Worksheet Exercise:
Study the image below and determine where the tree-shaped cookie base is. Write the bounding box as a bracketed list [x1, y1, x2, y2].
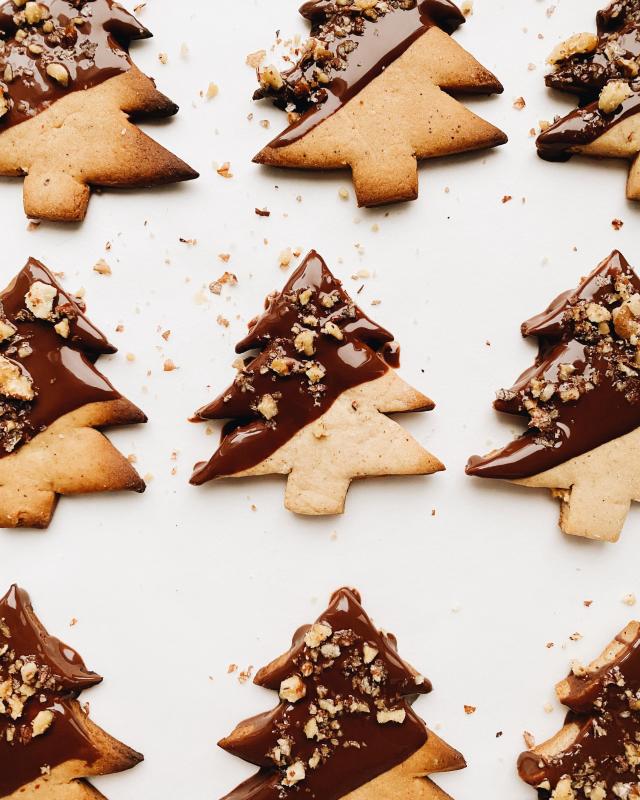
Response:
[253, 1, 506, 207]
[467, 251, 640, 542]
[0, 259, 146, 528]
[537, 0, 640, 200]
[0, 585, 143, 800]
[219, 588, 465, 800]
[0, 1, 197, 221]
[191, 250, 443, 515]
[519, 620, 640, 799]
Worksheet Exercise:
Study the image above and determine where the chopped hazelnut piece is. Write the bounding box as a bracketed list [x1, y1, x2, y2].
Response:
[551, 777, 576, 800]
[46, 63, 70, 87]
[304, 717, 319, 739]
[54, 318, 70, 339]
[322, 321, 344, 341]
[279, 675, 307, 703]
[585, 302, 611, 323]
[376, 708, 406, 724]
[0, 355, 35, 401]
[282, 761, 305, 786]
[257, 394, 279, 420]
[599, 80, 633, 114]
[0, 318, 17, 343]
[271, 358, 292, 376]
[304, 622, 332, 648]
[25, 281, 57, 320]
[294, 329, 316, 356]
[548, 32, 598, 65]
[260, 65, 284, 91]
[31, 710, 54, 737]
[363, 644, 378, 664]
[306, 363, 326, 384]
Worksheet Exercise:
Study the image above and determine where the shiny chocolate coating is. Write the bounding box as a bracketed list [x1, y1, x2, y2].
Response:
[0, 0, 153, 130]
[0, 585, 101, 797]
[191, 251, 403, 484]
[467, 251, 640, 480]
[255, 0, 468, 147]
[519, 628, 640, 798]
[0, 258, 123, 457]
[538, 0, 640, 159]
[220, 588, 434, 800]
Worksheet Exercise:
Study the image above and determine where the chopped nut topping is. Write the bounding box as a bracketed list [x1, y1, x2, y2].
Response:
[322, 321, 344, 341]
[304, 623, 332, 648]
[31, 709, 54, 737]
[548, 32, 599, 65]
[376, 708, 406, 725]
[294, 329, 316, 356]
[599, 80, 634, 113]
[0, 355, 34, 401]
[280, 676, 307, 704]
[25, 281, 57, 320]
[257, 393, 279, 420]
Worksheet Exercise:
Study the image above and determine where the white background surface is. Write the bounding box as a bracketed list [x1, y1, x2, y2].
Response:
[1, 0, 640, 798]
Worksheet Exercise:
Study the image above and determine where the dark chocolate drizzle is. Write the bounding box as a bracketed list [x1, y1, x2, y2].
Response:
[254, 0, 480, 148]
[537, 0, 640, 160]
[537, 90, 640, 162]
[0, 0, 155, 131]
[0, 258, 125, 458]
[467, 251, 640, 481]
[220, 587, 436, 800]
[0, 585, 101, 797]
[191, 250, 416, 484]
[519, 627, 640, 799]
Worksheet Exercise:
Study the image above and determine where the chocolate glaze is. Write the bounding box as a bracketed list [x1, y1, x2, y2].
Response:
[0, 585, 102, 797]
[0, 258, 126, 458]
[467, 251, 640, 480]
[537, 91, 640, 162]
[255, 0, 487, 148]
[538, 0, 640, 159]
[220, 587, 437, 800]
[0, 0, 158, 131]
[518, 627, 640, 798]
[547, 1, 640, 97]
[191, 251, 423, 484]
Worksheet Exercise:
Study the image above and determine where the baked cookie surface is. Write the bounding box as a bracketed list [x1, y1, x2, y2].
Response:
[467, 251, 640, 542]
[519, 620, 640, 800]
[191, 250, 443, 515]
[0, 584, 142, 800]
[219, 587, 466, 800]
[0, 0, 197, 221]
[252, 0, 507, 206]
[537, 0, 640, 199]
[0, 258, 145, 528]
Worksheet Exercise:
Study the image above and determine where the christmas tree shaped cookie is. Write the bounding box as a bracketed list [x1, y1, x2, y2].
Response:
[191, 250, 444, 515]
[219, 587, 466, 800]
[0, 258, 146, 528]
[0, 584, 143, 800]
[252, 0, 507, 207]
[0, 0, 198, 222]
[467, 251, 640, 543]
[537, 0, 640, 200]
[519, 619, 640, 800]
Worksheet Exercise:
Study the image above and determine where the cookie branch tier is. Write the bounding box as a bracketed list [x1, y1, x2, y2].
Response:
[219, 587, 466, 800]
[190, 250, 443, 515]
[467, 251, 640, 542]
[0, 0, 197, 221]
[519, 620, 640, 800]
[252, 0, 507, 207]
[537, 0, 640, 200]
[0, 584, 142, 800]
[0, 258, 146, 528]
